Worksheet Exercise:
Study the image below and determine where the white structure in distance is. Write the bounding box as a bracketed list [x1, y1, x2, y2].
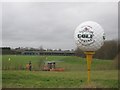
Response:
[74, 21, 105, 52]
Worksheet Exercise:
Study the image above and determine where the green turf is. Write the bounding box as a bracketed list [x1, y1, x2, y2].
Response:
[2, 55, 118, 88]
[2, 70, 118, 88]
[2, 55, 115, 71]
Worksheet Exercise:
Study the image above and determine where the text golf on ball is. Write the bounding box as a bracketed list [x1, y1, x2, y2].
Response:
[74, 21, 105, 51]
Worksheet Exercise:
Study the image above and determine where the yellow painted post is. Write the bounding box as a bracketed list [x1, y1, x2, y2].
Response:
[84, 51, 95, 83]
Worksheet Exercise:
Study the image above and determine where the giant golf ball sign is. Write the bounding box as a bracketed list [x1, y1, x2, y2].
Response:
[74, 21, 105, 51]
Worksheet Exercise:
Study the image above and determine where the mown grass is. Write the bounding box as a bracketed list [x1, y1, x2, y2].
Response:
[2, 70, 118, 88]
[2, 55, 115, 71]
[2, 55, 118, 88]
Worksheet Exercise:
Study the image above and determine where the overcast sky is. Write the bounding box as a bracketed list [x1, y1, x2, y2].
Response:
[2, 2, 118, 50]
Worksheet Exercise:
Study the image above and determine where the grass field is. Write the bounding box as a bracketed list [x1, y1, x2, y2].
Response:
[2, 55, 119, 88]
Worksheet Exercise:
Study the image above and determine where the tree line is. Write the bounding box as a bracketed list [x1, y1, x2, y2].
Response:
[1, 40, 119, 60]
[75, 40, 119, 60]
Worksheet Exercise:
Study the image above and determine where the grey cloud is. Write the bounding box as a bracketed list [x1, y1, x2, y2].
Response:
[2, 2, 118, 49]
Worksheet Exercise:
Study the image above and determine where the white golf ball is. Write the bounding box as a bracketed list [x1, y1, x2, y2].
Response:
[74, 21, 105, 51]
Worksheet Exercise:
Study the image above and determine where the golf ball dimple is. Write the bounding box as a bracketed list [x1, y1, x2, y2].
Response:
[74, 21, 105, 51]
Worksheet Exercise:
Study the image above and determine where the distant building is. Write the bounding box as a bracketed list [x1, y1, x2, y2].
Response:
[1, 47, 75, 56]
[21, 50, 75, 56]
